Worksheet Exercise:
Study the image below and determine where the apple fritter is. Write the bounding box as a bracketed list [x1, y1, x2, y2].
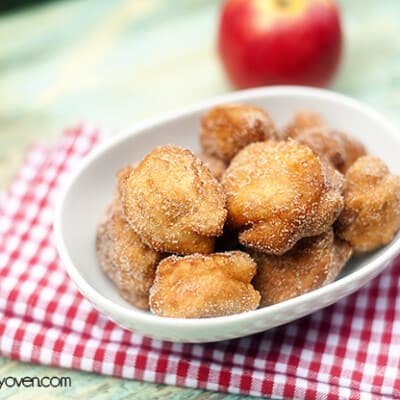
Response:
[285, 111, 366, 173]
[251, 229, 352, 306]
[121, 146, 227, 254]
[200, 104, 280, 162]
[149, 251, 260, 318]
[96, 196, 162, 310]
[222, 140, 345, 255]
[115, 163, 136, 199]
[336, 156, 400, 252]
[284, 111, 326, 136]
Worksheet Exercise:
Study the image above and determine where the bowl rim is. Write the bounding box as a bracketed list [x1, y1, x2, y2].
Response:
[54, 85, 400, 330]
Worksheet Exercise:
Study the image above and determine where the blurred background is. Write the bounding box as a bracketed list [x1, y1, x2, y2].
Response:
[1, 0, 400, 187]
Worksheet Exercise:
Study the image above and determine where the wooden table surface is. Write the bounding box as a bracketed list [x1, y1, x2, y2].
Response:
[1, 0, 399, 398]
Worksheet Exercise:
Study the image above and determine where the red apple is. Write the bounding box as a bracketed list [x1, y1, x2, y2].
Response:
[218, 0, 343, 88]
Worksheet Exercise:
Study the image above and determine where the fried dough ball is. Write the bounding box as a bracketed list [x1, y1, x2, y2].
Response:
[288, 129, 366, 173]
[96, 197, 162, 309]
[116, 164, 136, 198]
[200, 104, 280, 162]
[337, 131, 367, 172]
[285, 112, 366, 173]
[222, 141, 345, 255]
[336, 156, 400, 252]
[198, 152, 227, 181]
[149, 251, 260, 318]
[285, 111, 326, 136]
[122, 146, 227, 254]
[251, 229, 352, 306]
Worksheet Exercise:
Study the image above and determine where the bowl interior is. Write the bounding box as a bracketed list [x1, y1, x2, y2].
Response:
[58, 87, 400, 319]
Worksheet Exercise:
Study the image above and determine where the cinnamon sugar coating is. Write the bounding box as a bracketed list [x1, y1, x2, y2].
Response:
[336, 156, 400, 252]
[284, 111, 326, 136]
[285, 111, 366, 173]
[96, 196, 162, 309]
[121, 146, 227, 254]
[149, 251, 260, 318]
[222, 140, 345, 255]
[251, 229, 352, 306]
[200, 104, 280, 162]
[116, 163, 136, 198]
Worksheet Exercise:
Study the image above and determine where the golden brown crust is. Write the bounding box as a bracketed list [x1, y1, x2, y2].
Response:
[96, 197, 162, 309]
[336, 156, 400, 252]
[222, 140, 345, 255]
[284, 111, 326, 138]
[284, 111, 366, 173]
[149, 251, 260, 318]
[121, 146, 227, 254]
[197, 152, 227, 181]
[289, 128, 366, 173]
[116, 164, 136, 199]
[337, 130, 367, 172]
[251, 229, 352, 306]
[200, 104, 280, 162]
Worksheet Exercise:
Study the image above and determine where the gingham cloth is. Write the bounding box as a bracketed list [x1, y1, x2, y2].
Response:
[0, 125, 399, 400]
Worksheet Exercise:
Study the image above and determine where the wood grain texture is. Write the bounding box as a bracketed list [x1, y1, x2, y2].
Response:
[0, 0, 399, 398]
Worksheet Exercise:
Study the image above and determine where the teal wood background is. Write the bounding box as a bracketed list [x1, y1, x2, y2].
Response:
[0, 0, 399, 398]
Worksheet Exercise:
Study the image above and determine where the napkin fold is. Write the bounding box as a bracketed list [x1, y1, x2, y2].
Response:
[0, 125, 399, 400]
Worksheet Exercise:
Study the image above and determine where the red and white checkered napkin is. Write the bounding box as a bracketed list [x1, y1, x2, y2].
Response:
[0, 125, 399, 400]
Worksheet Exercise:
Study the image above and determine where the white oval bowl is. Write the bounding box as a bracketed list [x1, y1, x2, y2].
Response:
[54, 86, 400, 343]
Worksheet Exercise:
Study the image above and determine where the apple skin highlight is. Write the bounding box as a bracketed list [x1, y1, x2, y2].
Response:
[218, 0, 342, 88]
